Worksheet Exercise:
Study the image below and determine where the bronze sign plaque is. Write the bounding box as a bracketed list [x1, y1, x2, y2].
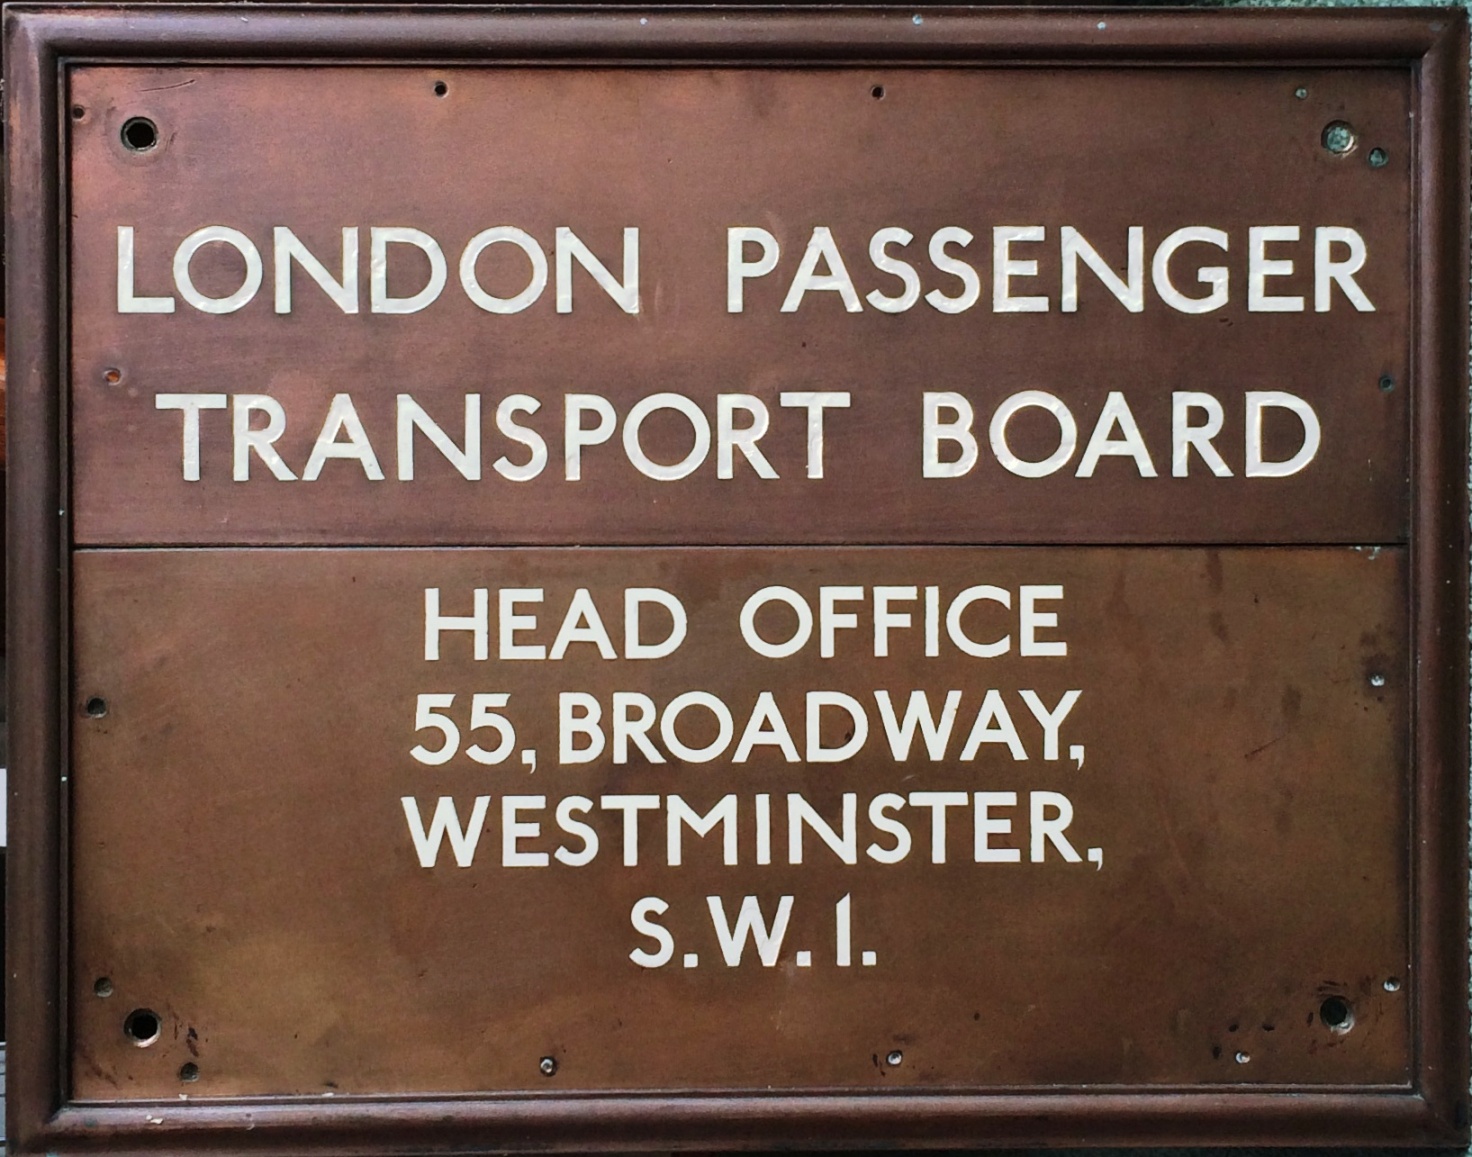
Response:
[5, 6, 1469, 1152]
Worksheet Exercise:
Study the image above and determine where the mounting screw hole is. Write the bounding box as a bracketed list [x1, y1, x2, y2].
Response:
[124, 1008, 162, 1046]
[1234, 1050, 1251, 1064]
[539, 1056, 557, 1076]
[1378, 374, 1394, 393]
[104, 367, 123, 385]
[71, 105, 86, 121]
[1321, 121, 1356, 156]
[1319, 996, 1354, 1033]
[1368, 672, 1386, 688]
[433, 80, 449, 97]
[94, 977, 114, 998]
[1368, 147, 1388, 168]
[84, 696, 108, 718]
[121, 117, 159, 153]
[886, 1049, 903, 1066]
[1384, 976, 1402, 992]
[871, 85, 885, 100]
[179, 1062, 200, 1082]
[1294, 86, 1308, 100]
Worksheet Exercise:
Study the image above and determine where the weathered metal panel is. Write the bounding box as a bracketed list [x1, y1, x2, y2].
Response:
[6, 7, 1468, 1153]
[67, 64, 1411, 546]
[71, 546, 1409, 1096]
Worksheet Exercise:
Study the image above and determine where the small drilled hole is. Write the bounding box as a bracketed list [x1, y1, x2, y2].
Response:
[1322, 121, 1357, 156]
[1319, 996, 1354, 1033]
[84, 696, 108, 718]
[103, 368, 122, 385]
[71, 105, 85, 120]
[121, 117, 159, 152]
[124, 1008, 162, 1046]
[433, 80, 449, 97]
[1384, 976, 1402, 992]
[1378, 374, 1394, 392]
[1368, 147, 1388, 168]
[94, 977, 113, 998]
[871, 85, 885, 100]
[179, 1062, 200, 1082]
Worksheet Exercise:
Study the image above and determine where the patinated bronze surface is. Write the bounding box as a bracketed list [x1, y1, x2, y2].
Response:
[72, 547, 1410, 1097]
[66, 65, 1410, 546]
[6, 7, 1467, 1153]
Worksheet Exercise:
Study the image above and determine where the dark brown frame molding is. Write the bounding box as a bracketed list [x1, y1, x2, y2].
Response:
[5, 5, 1469, 1151]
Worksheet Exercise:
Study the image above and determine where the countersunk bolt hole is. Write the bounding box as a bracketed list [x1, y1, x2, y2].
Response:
[886, 1049, 903, 1066]
[1384, 976, 1402, 992]
[104, 367, 123, 385]
[1369, 673, 1386, 688]
[1368, 147, 1388, 168]
[124, 1008, 161, 1046]
[1294, 86, 1308, 99]
[1234, 1051, 1251, 1064]
[433, 80, 448, 97]
[871, 85, 885, 100]
[71, 104, 85, 120]
[1319, 996, 1354, 1033]
[94, 977, 113, 998]
[539, 1056, 557, 1076]
[1322, 120, 1356, 156]
[179, 1062, 200, 1082]
[121, 117, 158, 152]
[1378, 374, 1394, 392]
[84, 696, 108, 718]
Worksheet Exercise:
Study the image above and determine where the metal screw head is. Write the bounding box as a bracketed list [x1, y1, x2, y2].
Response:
[538, 1056, 557, 1077]
[1378, 374, 1395, 393]
[1384, 976, 1402, 992]
[1368, 147, 1388, 168]
[886, 1049, 903, 1066]
[1322, 121, 1357, 155]
[1369, 673, 1386, 688]
[1294, 86, 1308, 99]
[1234, 1051, 1251, 1064]
[93, 977, 113, 998]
